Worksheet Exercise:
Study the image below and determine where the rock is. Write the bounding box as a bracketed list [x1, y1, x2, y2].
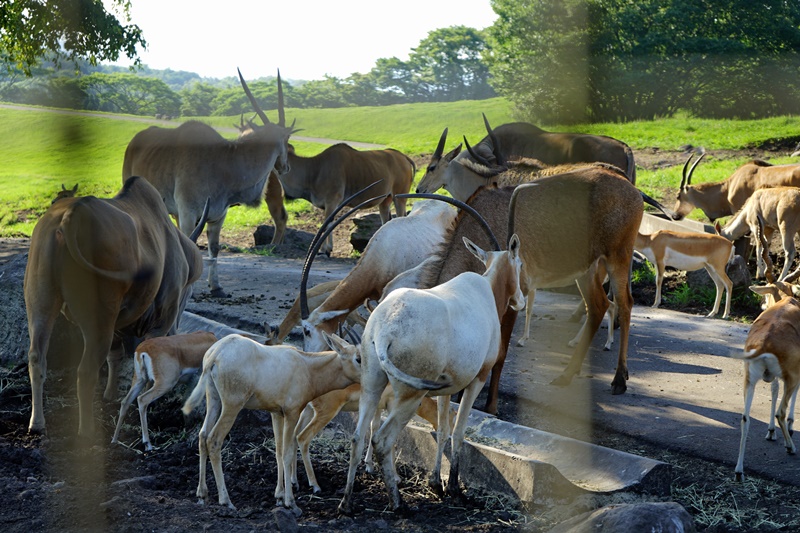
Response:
[685, 254, 751, 289]
[349, 213, 383, 253]
[271, 507, 299, 533]
[547, 501, 696, 533]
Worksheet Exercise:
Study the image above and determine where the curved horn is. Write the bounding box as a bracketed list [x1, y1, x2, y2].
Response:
[756, 214, 776, 284]
[277, 69, 286, 128]
[189, 197, 211, 243]
[640, 191, 677, 221]
[300, 192, 390, 319]
[482, 113, 504, 166]
[464, 135, 493, 169]
[681, 150, 705, 188]
[433, 128, 448, 159]
[237, 68, 271, 125]
[396, 192, 501, 251]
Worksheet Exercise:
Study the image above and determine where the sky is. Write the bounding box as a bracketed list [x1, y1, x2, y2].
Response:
[110, 0, 498, 81]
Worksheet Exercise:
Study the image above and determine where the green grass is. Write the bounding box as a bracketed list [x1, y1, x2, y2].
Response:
[2, 101, 800, 237]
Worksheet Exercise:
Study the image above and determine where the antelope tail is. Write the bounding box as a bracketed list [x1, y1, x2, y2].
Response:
[376, 342, 453, 391]
[181, 368, 210, 415]
[731, 348, 766, 361]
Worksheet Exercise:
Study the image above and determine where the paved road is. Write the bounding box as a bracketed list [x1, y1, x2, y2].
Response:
[185, 251, 800, 489]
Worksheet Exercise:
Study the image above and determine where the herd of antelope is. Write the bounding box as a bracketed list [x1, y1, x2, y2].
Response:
[20, 68, 800, 517]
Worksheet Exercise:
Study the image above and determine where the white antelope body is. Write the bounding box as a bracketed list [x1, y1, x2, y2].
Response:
[111, 331, 218, 451]
[182, 333, 360, 516]
[337, 235, 524, 515]
[733, 218, 800, 481]
[635, 230, 735, 318]
[718, 186, 800, 280]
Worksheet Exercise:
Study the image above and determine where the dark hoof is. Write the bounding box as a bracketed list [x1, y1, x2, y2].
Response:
[210, 288, 229, 298]
[611, 381, 627, 395]
[428, 480, 444, 499]
[392, 503, 413, 517]
[337, 502, 353, 517]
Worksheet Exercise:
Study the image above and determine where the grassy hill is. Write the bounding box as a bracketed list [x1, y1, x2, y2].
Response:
[2, 101, 799, 238]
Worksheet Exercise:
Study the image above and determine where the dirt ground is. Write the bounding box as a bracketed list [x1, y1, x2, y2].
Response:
[2, 145, 800, 532]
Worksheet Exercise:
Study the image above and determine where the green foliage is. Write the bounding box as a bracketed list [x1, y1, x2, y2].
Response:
[179, 83, 221, 117]
[79, 73, 181, 116]
[0, 0, 146, 75]
[488, 0, 800, 123]
[631, 261, 655, 285]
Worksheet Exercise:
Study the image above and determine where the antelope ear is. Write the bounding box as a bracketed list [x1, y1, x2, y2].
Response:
[463, 236, 488, 263]
[508, 234, 521, 259]
[444, 144, 462, 162]
[322, 331, 351, 353]
[749, 285, 780, 300]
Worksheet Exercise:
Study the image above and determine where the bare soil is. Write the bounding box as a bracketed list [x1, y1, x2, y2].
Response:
[2, 145, 800, 532]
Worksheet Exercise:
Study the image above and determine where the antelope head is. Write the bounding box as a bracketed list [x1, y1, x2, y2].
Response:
[672, 149, 706, 220]
[237, 68, 297, 175]
[416, 127, 462, 195]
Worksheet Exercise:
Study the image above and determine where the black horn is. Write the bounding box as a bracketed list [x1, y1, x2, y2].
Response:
[680, 150, 705, 189]
[396, 192, 501, 251]
[433, 128, 448, 160]
[277, 69, 286, 128]
[237, 68, 271, 126]
[482, 113, 504, 167]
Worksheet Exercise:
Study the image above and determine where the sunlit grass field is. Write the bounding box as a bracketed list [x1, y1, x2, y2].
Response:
[1, 101, 799, 238]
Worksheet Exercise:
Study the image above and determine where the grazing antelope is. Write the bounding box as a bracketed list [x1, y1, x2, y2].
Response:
[25, 177, 207, 438]
[111, 331, 218, 451]
[733, 217, 800, 481]
[635, 230, 735, 318]
[674, 151, 800, 221]
[717, 186, 800, 281]
[417, 117, 635, 201]
[299, 199, 457, 353]
[182, 332, 361, 516]
[337, 235, 525, 515]
[235, 118, 416, 255]
[123, 70, 295, 297]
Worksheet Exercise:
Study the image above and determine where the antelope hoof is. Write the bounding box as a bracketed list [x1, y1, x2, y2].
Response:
[550, 373, 573, 387]
[516, 338, 527, 347]
[787, 447, 797, 455]
[392, 502, 413, 517]
[287, 503, 302, 517]
[428, 478, 444, 499]
[210, 288, 229, 298]
[611, 379, 627, 395]
[734, 471, 744, 482]
[337, 501, 354, 517]
[766, 429, 776, 441]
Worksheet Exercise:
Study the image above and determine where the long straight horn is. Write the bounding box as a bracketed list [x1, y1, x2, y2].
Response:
[277, 69, 286, 128]
[756, 214, 776, 284]
[237, 68, 271, 125]
[433, 128, 448, 159]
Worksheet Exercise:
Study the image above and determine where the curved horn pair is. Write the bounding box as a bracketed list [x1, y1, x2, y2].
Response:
[679, 150, 705, 189]
[464, 114, 505, 170]
[300, 181, 388, 319]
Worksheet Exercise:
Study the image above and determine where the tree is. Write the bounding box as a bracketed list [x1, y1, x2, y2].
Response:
[488, 0, 800, 123]
[410, 26, 495, 101]
[180, 82, 221, 117]
[80, 72, 180, 116]
[0, 0, 146, 75]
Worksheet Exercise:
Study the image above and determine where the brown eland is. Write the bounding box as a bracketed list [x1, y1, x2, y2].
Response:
[25, 176, 208, 439]
[417, 115, 636, 201]
[123, 69, 294, 296]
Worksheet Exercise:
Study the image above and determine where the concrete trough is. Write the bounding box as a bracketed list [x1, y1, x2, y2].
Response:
[179, 311, 672, 504]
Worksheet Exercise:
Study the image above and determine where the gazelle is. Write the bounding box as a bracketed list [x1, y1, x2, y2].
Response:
[635, 230, 735, 318]
[674, 150, 800, 222]
[717, 186, 800, 281]
[111, 331, 218, 451]
[733, 216, 800, 481]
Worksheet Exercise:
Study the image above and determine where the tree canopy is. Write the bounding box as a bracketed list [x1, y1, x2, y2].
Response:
[489, 0, 800, 123]
[0, 0, 146, 75]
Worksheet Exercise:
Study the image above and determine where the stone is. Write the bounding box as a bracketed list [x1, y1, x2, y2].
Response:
[349, 212, 383, 253]
[547, 501, 696, 533]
